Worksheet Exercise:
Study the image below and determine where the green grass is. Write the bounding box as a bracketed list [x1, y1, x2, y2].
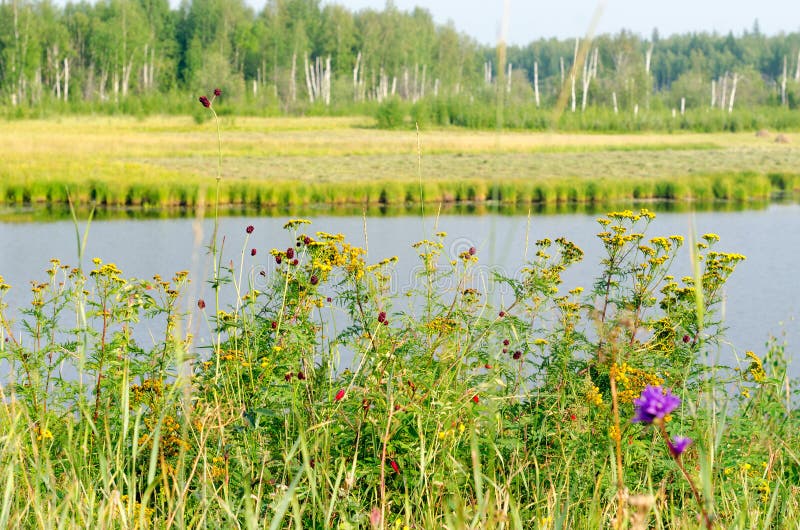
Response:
[1, 116, 798, 209]
[0, 209, 799, 528]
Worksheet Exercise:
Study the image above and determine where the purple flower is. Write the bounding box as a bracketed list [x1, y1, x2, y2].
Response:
[632, 385, 681, 424]
[668, 435, 692, 457]
[198, 95, 211, 108]
[213, 88, 222, 97]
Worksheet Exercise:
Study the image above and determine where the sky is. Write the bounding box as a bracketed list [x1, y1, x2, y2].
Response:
[316, 0, 800, 45]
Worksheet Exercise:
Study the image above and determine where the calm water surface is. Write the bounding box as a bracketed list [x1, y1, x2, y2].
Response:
[1, 205, 798, 375]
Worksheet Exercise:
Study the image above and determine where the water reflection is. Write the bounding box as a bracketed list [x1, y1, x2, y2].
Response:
[0, 195, 791, 224]
[1, 202, 798, 377]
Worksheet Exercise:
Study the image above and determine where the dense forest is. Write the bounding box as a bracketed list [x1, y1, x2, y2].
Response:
[1, 0, 800, 126]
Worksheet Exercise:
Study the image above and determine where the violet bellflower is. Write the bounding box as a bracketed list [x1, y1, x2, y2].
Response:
[632, 385, 681, 424]
[668, 435, 693, 457]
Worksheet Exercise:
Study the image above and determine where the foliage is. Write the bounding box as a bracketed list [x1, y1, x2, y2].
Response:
[2, 0, 800, 131]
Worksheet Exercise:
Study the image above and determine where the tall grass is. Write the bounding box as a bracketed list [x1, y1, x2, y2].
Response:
[0, 208, 798, 528]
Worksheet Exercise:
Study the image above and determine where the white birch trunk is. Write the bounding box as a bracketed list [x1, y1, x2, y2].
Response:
[506, 62, 512, 93]
[680, 97, 685, 115]
[304, 55, 314, 103]
[612, 91, 618, 114]
[711, 80, 715, 108]
[353, 51, 361, 102]
[570, 73, 576, 112]
[533, 61, 540, 107]
[728, 73, 738, 113]
[781, 55, 787, 106]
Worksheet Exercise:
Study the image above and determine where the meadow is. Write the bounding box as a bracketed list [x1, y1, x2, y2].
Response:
[2, 111, 800, 528]
[0, 116, 798, 209]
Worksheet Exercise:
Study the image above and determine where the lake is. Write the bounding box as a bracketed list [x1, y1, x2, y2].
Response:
[1, 203, 798, 376]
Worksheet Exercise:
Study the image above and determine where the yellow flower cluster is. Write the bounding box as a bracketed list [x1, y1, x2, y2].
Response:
[744, 351, 767, 383]
[586, 383, 603, 406]
[283, 218, 312, 229]
[426, 317, 458, 334]
[131, 378, 164, 406]
[610, 362, 663, 403]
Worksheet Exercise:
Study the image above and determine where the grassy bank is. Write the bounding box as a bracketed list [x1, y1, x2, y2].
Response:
[0, 209, 797, 528]
[1, 116, 799, 208]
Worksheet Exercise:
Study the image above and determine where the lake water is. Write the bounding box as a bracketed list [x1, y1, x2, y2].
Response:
[1, 203, 798, 376]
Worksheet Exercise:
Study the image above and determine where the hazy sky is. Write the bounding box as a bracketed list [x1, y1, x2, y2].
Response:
[316, 0, 800, 45]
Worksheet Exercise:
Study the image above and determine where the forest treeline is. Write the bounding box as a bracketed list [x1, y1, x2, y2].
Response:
[2, 0, 800, 128]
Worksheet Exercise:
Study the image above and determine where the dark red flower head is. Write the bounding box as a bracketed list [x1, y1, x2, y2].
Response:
[197, 299, 206, 309]
[390, 460, 400, 474]
[246, 225, 254, 234]
[213, 88, 222, 97]
[199, 95, 211, 108]
[251, 248, 257, 256]
[472, 394, 479, 403]
[335, 389, 346, 401]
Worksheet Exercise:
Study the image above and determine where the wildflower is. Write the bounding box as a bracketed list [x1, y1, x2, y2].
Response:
[198, 96, 211, 108]
[310, 275, 318, 285]
[246, 225, 254, 234]
[284, 372, 293, 381]
[297, 372, 306, 380]
[335, 389, 346, 401]
[390, 460, 400, 474]
[513, 351, 522, 360]
[683, 334, 691, 343]
[472, 394, 479, 403]
[271, 320, 278, 330]
[469, 246, 476, 256]
[378, 311, 387, 323]
[632, 386, 680, 424]
[503, 339, 510, 346]
[251, 248, 257, 256]
[668, 436, 692, 457]
[498, 311, 506, 317]
[213, 88, 222, 97]
[197, 299, 206, 309]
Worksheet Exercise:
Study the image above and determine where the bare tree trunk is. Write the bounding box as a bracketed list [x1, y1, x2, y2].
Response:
[391, 77, 396, 96]
[795, 49, 800, 81]
[710, 80, 715, 109]
[570, 73, 576, 112]
[433, 78, 439, 97]
[304, 54, 314, 102]
[64, 57, 69, 102]
[353, 51, 361, 102]
[560, 56, 565, 85]
[680, 97, 685, 115]
[506, 62, 512, 93]
[728, 73, 738, 113]
[420, 64, 426, 98]
[533, 61, 540, 107]
[781, 55, 787, 106]
[612, 91, 618, 114]
[121, 57, 132, 97]
[720, 73, 728, 110]
[645, 42, 653, 74]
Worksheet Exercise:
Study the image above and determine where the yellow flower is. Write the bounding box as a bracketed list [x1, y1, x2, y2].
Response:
[283, 219, 312, 229]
